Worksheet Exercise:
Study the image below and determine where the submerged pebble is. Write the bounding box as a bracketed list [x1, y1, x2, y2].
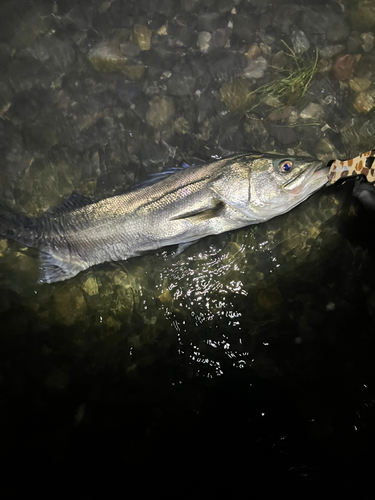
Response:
[197, 31, 212, 53]
[349, 77, 372, 93]
[300, 103, 325, 121]
[243, 56, 267, 79]
[360, 32, 375, 53]
[88, 42, 128, 73]
[132, 24, 152, 51]
[54, 285, 87, 326]
[146, 96, 175, 128]
[353, 90, 375, 114]
[350, 0, 375, 30]
[332, 54, 356, 81]
[290, 29, 310, 54]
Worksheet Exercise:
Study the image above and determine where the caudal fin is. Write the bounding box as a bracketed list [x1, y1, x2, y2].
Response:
[0, 204, 87, 284]
[0, 204, 38, 247]
[38, 251, 86, 284]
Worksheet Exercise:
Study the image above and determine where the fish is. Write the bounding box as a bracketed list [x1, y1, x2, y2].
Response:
[0, 153, 328, 283]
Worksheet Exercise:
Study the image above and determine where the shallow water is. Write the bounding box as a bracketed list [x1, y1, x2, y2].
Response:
[1, 0, 375, 496]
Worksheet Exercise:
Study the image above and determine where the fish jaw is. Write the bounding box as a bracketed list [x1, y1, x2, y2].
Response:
[283, 161, 329, 199]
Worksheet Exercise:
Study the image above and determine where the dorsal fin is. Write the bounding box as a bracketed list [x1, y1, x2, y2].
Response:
[43, 192, 94, 216]
[132, 162, 193, 190]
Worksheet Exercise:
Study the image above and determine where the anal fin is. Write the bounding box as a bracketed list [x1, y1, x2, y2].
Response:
[175, 240, 199, 256]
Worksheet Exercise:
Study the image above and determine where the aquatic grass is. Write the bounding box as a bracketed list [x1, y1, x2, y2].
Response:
[247, 42, 319, 111]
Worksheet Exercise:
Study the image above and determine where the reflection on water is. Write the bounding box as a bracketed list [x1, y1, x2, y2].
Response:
[1, 0, 375, 495]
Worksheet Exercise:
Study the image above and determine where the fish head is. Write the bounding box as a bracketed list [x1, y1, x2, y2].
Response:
[248, 154, 329, 220]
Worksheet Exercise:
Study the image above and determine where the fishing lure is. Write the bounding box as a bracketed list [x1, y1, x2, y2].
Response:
[328, 149, 375, 184]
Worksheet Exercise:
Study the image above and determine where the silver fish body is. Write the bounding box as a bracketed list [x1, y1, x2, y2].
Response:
[0, 153, 328, 283]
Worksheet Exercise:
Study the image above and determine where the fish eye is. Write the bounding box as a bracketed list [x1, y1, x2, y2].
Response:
[278, 160, 293, 173]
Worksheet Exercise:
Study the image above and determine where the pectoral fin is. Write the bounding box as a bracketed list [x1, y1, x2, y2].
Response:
[171, 200, 226, 223]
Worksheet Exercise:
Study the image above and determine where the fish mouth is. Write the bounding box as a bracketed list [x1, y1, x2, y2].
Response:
[282, 161, 329, 195]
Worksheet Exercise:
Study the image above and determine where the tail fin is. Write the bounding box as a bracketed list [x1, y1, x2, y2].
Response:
[0, 204, 39, 247]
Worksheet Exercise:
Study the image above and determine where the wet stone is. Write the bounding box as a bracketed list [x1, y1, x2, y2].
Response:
[0, 239, 8, 255]
[245, 44, 261, 61]
[291, 29, 310, 54]
[122, 63, 146, 81]
[54, 285, 87, 326]
[117, 82, 143, 106]
[110, 28, 132, 46]
[320, 45, 345, 59]
[218, 126, 244, 152]
[347, 32, 362, 54]
[11, 7, 52, 51]
[112, 286, 134, 317]
[300, 103, 325, 121]
[217, 0, 236, 14]
[360, 32, 374, 53]
[243, 118, 269, 152]
[103, 316, 121, 330]
[197, 31, 211, 53]
[353, 90, 375, 114]
[167, 74, 195, 96]
[349, 77, 371, 93]
[316, 137, 340, 160]
[332, 54, 355, 82]
[88, 42, 128, 73]
[120, 41, 141, 58]
[132, 24, 152, 51]
[0, 81, 12, 118]
[175, 27, 197, 48]
[317, 58, 332, 74]
[350, 0, 375, 31]
[358, 119, 375, 143]
[232, 14, 256, 44]
[181, 0, 201, 13]
[7, 57, 51, 92]
[208, 52, 246, 81]
[18, 158, 79, 216]
[173, 116, 191, 134]
[258, 29, 276, 46]
[268, 107, 292, 122]
[265, 123, 298, 146]
[211, 28, 231, 49]
[197, 13, 221, 33]
[146, 96, 175, 129]
[243, 56, 267, 79]
[141, 141, 171, 171]
[82, 276, 99, 296]
[326, 21, 350, 44]
[26, 35, 76, 72]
